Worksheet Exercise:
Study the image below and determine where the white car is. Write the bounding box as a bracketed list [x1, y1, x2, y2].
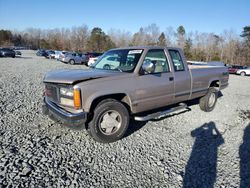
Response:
[57, 51, 67, 61]
[236, 67, 250, 76]
[87, 56, 100, 66]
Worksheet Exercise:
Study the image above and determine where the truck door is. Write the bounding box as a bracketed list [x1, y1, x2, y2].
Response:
[168, 49, 191, 102]
[133, 49, 175, 112]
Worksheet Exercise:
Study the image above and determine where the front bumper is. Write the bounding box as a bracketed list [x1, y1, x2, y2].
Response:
[42, 97, 87, 126]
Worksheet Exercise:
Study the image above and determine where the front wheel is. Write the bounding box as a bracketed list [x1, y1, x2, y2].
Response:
[69, 59, 75, 65]
[240, 72, 246, 76]
[199, 88, 218, 112]
[88, 99, 130, 143]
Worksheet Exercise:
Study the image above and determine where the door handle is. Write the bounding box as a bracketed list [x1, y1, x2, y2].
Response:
[169, 77, 174, 81]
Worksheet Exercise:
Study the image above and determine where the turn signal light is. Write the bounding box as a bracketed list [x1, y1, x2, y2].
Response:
[73, 89, 81, 109]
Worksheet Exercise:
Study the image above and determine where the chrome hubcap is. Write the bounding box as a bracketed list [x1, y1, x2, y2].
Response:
[208, 93, 216, 107]
[99, 110, 122, 135]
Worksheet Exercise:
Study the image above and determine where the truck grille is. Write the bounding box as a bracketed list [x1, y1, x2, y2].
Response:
[45, 84, 59, 103]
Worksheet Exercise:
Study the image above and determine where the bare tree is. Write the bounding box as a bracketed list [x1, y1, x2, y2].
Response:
[108, 29, 132, 47]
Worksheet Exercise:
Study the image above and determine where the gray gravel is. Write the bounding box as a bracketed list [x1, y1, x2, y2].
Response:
[0, 50, 250, 187]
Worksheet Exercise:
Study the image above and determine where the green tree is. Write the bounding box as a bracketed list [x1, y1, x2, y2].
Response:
[157, 32, 166, 46]
[0, 29, 13, 46]
[177, 26, 185, 36]
[40, 39, 51, 49]
[177, 25, 186, 48]
[239, 26, 250, 66]
[87, 27, 115, 52]
[240, 26, 250, 40]
[184, 38, 192, 59]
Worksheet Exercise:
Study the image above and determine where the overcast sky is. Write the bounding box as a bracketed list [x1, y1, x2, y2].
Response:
[0, 0, 249, 34]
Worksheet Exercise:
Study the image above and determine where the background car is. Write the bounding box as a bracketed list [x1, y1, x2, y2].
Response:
[54, 51, 65, 60]
[58, 51, 69, 61]
[0, 48, 16, 58]
[236, 67, 250, 76]
[85, 52, 103, 59]
[14, 50, 22, 56]
[87, 56, 102, 66]
[85, 52, 103, 66]
[62, 52, 87, 65]
[45, 50, 55, 58]
[228, 65, 245, 74]
[36, 49, 48, 57]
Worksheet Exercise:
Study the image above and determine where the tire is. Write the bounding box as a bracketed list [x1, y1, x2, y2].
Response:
[240, 72, 246, 76]
[69, 59, 75, 65]
[88, 99, 130, 143]
[199, 88, 218, 112]
[103, 64, 111, 70]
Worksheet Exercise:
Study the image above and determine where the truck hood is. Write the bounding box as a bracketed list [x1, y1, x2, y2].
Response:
[43, 69, 125, 84]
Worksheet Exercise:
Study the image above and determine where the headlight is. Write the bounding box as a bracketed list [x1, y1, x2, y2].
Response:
[59, 87, 81, 109]
[60, 88, 73, 97]
[60, 97, 74, 107]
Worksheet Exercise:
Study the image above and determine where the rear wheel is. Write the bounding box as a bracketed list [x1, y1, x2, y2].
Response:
[240, 72, 246, 76]
[199, 88, 218, 112]
[69, 59, 75, 65]
[103, 64, 111, 70]
[88, 99, 130, 143]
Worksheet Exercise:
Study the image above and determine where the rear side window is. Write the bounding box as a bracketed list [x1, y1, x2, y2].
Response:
[169, 50, 185, 71]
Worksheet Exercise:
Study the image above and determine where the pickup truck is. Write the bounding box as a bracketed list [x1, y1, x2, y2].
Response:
[42, 46, 229, 143]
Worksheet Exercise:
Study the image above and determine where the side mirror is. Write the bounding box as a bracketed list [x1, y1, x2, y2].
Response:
[142, 60, 155, 74]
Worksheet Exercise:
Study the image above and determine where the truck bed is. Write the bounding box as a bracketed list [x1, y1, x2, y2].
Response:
[188, 65, 225, 69]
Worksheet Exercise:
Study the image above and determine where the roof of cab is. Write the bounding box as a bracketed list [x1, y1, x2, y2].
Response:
[108, 46, 181, 51]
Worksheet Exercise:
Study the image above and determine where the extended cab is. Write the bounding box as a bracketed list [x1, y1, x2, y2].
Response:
[42, 46, 229, 143]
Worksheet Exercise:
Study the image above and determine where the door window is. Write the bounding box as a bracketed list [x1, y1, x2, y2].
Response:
[143, 49, 170, 73]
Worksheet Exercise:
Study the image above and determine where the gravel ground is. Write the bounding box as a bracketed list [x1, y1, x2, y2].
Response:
[0, 50, 250, 187]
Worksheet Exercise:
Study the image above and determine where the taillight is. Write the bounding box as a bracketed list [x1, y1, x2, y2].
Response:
[73, 88, 81, 109]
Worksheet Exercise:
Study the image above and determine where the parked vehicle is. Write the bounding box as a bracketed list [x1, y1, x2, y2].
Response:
[236, 67, 250, 76]
[42, 46, 229, 143]
[45, 50, 55, 59]
[0, 48, 16, 58]
[228, 65, 245, 74]
[85, 52, 103, 66]
[87, 56, 101, 66]
[54, 51, 66, 60]
[36, 49, 48, 57]
[60, 52, 87, 65]
[58, 51, 69, 62]
[85, 52, 103, 59]
[14, 50, 22, 56]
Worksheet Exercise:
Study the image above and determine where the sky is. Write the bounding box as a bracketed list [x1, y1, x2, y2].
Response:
[0, 0, 249, 35]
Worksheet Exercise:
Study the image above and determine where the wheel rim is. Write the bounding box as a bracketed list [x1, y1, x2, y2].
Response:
[99, 110, 122, 135]
[241, 72, 245, 76]
[208, 93, 216, 108]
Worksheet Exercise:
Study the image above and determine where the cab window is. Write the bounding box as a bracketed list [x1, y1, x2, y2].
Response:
[169, 50, 185, 71]
[143, 49, 170, 73]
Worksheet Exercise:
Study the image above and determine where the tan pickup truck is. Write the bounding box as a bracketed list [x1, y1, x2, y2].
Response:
[42, 46, 229, 143]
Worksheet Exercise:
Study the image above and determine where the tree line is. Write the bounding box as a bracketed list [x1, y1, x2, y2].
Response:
[0, 24, 249, 66]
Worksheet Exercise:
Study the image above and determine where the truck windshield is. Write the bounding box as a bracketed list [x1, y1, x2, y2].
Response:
[93, 49, 143, 72]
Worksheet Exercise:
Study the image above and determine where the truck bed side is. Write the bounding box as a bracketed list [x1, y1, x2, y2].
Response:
[189, 65, 229, 99]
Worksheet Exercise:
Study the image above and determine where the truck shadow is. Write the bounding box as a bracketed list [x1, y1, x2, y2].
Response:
[183, 122, 224, 188]
[239, 123, 250, 188]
